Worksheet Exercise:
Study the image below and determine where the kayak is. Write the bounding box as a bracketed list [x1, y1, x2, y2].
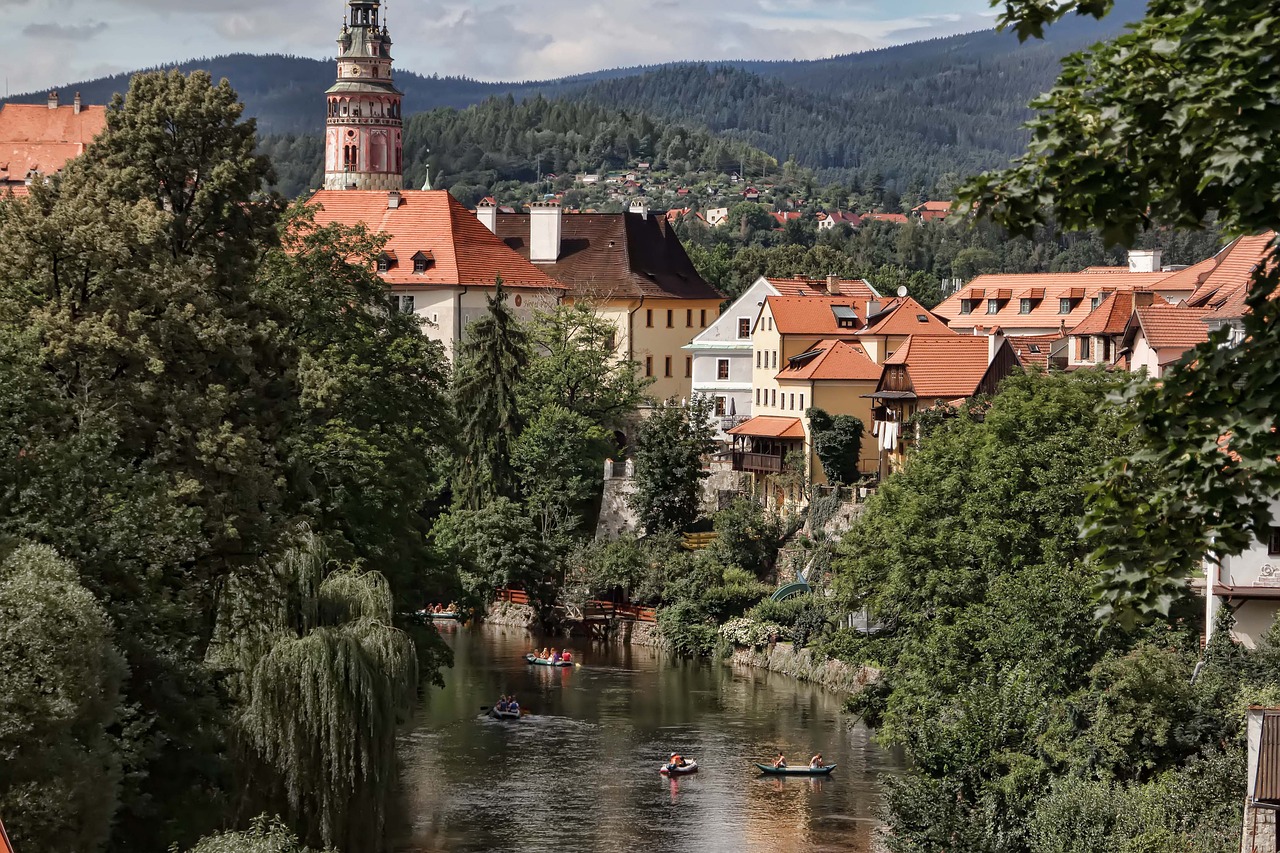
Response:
[755, 763, 837, 776]
[660, 760, 698, 776]
[488, 707, 521, 720]
[524, 654, 573, 667]
[428, 611, 459, 620]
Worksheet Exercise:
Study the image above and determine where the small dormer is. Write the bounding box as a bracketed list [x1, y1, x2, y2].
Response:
[376, 249, 397, 273]
[831, 305, 858, 330]
[411, 250, 434, 274]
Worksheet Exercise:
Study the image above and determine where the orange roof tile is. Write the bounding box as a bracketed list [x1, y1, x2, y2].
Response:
[1127, 304, 1211, 354]
[1006, 334, 1062, 369]
[307, 190, 564, 290]
[1184, 232, 1278, 320]
[765, 276, 880, 299]
[727, 415, 805, 439]
[777, 339, 881, 381]
[1069, 290, 1167, 337]
[867, 212, 909, 224]
[882, 336, 993, 398]
[936, 271, 1175, 330]
[0, 102, 107, 183]
[765, 295, 869, 336]
[0, 816, 12, 853]
[860, 296, 957, 337]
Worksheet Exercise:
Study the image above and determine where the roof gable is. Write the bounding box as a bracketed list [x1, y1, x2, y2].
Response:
[860, 296, 957, 337]
[1069, 290, 1167, 336]
[778, 339, 881, 381]
[766, 295, 870, 336]
[880, 336, 993, 398]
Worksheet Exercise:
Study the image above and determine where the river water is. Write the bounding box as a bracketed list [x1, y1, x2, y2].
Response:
[395, 624, 901, 853]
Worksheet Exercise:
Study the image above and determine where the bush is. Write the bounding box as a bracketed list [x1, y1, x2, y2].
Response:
[658, 600, 719, 657]
[719, 616, 787, 648]
[745, 596, 813, 627]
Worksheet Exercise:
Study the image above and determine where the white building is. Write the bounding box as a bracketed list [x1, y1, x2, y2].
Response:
[705, 207, 729, 228]
[684, 275, 880, 441]
[1205, 502, 1280, 649]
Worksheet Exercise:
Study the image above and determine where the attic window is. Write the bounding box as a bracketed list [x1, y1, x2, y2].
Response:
[831, 305, 858, 329]
[376, 251, 396, 273]
[1028, 344, 1042, 354]
[916, 314, 928, 322]
[411, 250, 434, 273]
[1059, 298, 1073, 314]
[960, 299, 975, 315]
[1019, 298, 1032, 314]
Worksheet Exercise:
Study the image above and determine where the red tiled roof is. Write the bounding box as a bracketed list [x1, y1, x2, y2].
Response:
[1069, 290, 1167, 336]
[0, 102, 107, 183]
[1127, 304, 1211, 355]
[777, 339, 881, 381]
[883, 336, 993, 398]
[770, 211, 802, 226]
[1006, 334, 1062, 369]
[0, 815, 12, 853]
[936, 271, 1175, 329]
[913, 200, 952, 213]
[727, 415, 805, 439]
[1185, 232, 1278, 320]
[866, 212, 909, 224]
[765, 276, 879, 299]
[494, 210, 720, 300]
[307, 190, 564, 289]
[859, 295, 957, 337]
[766, 295, 869, 336]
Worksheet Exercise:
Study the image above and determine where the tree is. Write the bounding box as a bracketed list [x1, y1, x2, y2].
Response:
[510, 405, 608, 548]
[452, 279, 530, 509]
[957, 0, 1280, 625]
[630, 398, 717, 533]
[183, 816, 325, 853]
[431, 498, 549, 608]
[806, 408, 865, 485]
[0, 544, 125, 853]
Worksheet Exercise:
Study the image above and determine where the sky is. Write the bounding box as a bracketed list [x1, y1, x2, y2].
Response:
[1, 0, 999, 95]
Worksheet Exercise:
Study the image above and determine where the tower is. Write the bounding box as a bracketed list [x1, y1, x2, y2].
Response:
[324, 0, 403, 191]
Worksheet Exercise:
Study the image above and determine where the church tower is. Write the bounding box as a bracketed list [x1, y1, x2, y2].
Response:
[324, 0, 403, 190]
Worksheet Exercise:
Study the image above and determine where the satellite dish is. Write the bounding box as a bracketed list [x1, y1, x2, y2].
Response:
[896, 285, 909, 297]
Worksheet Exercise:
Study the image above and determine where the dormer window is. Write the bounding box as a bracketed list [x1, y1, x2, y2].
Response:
[1019, 298, 1032, 314]
[1059, 298, 1073, 314]
[411, 250, 434, 274]
[831, 305, 858, 329]
[960, 299, 974, 315]
[987, 299, 999, 314]
[376, 251, 396, 273]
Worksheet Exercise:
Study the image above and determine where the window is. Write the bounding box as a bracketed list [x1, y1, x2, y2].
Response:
[645, 309, 653, 328]
[645, 356, 653, 377]
[1091, 296, 1102, 310]
[664, 356, 672, 378]
[755, 389, 760, 405]
[1102, 338, 1112, 362]
[714, 397, 726, 416]
[799, 394, 804, 411]
[789, 393, 795, 410]
[772, 351, 778, 369]
[771, 390, 776, 407]
[1059, 298, 1072, 314]
[394, 294, 414, 313]
[411, 251, 433, 274]
[377, 254, 393, 272]
[717, 359, 730, 380]
[767, 317, 773, 331]
[604, 332, 616, 353]
[686, 309, 693, 327]
[987, 299, 999, 314]
[700, 309, 707, 327]
[1078, 337, 1091, 361]
[1270, 527, 1280, 556]
[685, 356, 692, 378]
[756, 351, 761, 368]
[960, 299, 974, 315]
[1019, 298, 1032, 314]
[738, 318, 751, 339]
[666, 310, 673, 328]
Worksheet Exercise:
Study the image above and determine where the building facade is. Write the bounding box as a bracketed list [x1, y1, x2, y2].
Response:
[0, 92, 105, 193]
[324, 0, 404, 191]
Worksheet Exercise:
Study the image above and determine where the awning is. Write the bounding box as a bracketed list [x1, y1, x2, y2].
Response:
[727, 416, 805, 439]
[1020, 287, 1046, 299]
[995, 289, 1012, 299]
[868, 390, 918, 400]
[1068, 287, 1085, 299]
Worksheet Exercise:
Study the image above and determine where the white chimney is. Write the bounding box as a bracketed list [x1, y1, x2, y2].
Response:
[46, 91, 58, 110]
[826, 274, 840, 295]
[866, 299, 882, 318]
[73, 92, 82, 115]
[530, 201, 562, 263]
[475, 200, 498, 234]
[387, 190, 402, 209]
[988, 327, 1004, 364]
[1127, 248, 1162, 273]
[629, 197, 650, 220]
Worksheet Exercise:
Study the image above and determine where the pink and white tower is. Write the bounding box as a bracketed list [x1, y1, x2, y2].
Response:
[324, 0, 404, 190]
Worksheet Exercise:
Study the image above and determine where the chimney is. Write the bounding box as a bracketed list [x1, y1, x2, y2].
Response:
[529, 201, 562, 263]
[387, 190, 402, 209]
[1127, 248, 1162, 273]
[46, 91, 58, 109]
[475, 200, 498, 234]
[988, 326, 1004, 364]
[826, 274, 840, 295]
[629, 197, 650, 220]
[866, 299, 882, 318]
[73, 92, 82, 115]
[1133, 289, 1156, 308]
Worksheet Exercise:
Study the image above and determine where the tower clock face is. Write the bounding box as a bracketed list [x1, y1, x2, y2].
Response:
[349, 65, 361, 76]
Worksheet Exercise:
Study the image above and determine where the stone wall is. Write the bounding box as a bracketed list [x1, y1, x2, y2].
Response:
[727, 641, 878, 697]
[595, 467, 639, 539]
[485, 601, 537, 629]
[622, 620, 667, 649]
[1241, 799, 1276, 853]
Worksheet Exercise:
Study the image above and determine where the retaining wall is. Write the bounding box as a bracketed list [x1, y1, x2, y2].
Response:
[727, 641, 879, 696]
[485, 601, 537, 629]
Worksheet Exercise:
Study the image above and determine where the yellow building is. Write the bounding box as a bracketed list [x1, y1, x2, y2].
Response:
[488, 199, 722, 403]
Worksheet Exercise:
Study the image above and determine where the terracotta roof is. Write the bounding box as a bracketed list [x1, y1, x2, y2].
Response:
[307, 190, 564, 289]
[494, 210, 720, 301]
[866, 212, 909, 224]
[0, 816, 11, 853]
[765, 276, 880, 299]
[913, 200, 952, 213]
[1069, 290, 1167, 337]
[882, 336, 993, 398]
[1126, 304, 1211, 356]
[936, 272, 1175, 330]
[0, 102, 107, 183]
[765, 295, 870, 336]
[1184, 232, 1278, 320]
[770, 211, 802, 226]
[1006, 334, 1062, 369]
[860, 295, 957, 337]
[727, 415, 805, 439]
[777, 339, 881, 381]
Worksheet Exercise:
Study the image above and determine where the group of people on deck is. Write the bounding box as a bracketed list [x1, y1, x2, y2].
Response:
[494, 695, 520, 713]
[772, 751, 824, 769]
[536, 647, 571, 663]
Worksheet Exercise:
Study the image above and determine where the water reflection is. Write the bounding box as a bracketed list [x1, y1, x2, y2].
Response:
[394, 625, 901, 853]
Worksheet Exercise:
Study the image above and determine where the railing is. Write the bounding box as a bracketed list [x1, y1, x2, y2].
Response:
[731, 451, 784, 474]
[495, 588, 529, 606]
[583, 600, 657, 623]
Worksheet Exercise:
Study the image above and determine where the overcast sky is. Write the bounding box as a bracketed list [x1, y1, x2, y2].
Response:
[2, 0, 999, 95]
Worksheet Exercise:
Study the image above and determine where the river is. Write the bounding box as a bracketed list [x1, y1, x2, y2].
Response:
[394, 624, 902, 853]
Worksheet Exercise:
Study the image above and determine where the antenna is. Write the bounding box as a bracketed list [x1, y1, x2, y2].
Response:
[896, 285, 908, 297]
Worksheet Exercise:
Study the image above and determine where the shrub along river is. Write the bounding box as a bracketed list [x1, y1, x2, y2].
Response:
[393, 624, 902, 852]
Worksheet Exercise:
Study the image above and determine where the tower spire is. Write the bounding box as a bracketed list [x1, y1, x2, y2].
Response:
[324, 0, 404, 191]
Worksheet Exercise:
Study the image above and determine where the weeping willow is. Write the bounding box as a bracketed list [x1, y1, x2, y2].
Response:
[215, 529, 418, 851]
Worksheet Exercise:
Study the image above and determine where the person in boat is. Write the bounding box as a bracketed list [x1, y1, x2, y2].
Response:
[773, 752, 787, 768]
[550, 648, 561, 663]
[669, 752, 686, 769]
[508, 696, 520, 713]
[496, 696, 509, 712]
[810, 753, 824, 769]
[562, 650, 572, 663]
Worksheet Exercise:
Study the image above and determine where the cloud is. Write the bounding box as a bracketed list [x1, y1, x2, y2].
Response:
[23, 21, 108, 41]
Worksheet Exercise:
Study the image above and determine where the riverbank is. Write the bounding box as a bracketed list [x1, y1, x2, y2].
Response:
[726, 641, 879, 697]
[484, 600, 537, 628]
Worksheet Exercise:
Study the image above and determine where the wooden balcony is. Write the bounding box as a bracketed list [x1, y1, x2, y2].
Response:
[731, 451, 784, 474]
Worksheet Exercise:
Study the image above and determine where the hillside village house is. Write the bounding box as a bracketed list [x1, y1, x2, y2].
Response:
[486, 197, 721, 403]
[308, 190, 564, 354]
[1064, 289, 1165, 368]
[817, 211, 862, 230]
[686, 275, 880, 440]
[0, 92, 105, 193]
[911, 200, 952, 222]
